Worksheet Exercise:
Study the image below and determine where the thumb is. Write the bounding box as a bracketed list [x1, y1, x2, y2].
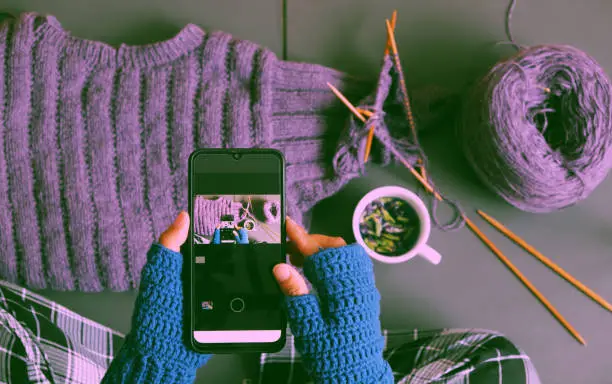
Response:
[159, 211, 190, 252]
[273, 263, 309, 296]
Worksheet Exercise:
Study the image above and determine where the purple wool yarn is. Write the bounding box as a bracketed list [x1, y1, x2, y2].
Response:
[460, 45, 612, 213]
[263, 200, 280, 223]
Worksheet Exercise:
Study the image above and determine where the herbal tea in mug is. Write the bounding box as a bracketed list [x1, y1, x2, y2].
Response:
[359, 197, 421, 256]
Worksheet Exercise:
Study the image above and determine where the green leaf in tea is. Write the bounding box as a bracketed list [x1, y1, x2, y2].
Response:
[359, 196, 420, 256]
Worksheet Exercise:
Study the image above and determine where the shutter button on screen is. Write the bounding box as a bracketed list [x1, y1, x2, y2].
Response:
[230, 297, 245, 313]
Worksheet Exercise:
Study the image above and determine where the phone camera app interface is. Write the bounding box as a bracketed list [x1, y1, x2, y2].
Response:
[191, 154, 283, 334]
[192, 196, 281, 246]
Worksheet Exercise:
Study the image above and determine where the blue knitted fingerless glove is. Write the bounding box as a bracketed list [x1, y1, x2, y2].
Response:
[102, 244, 211, 383]
[285, 244, 393, 384]
[211, 228, 248, 244]
[236, 228, 249, 244]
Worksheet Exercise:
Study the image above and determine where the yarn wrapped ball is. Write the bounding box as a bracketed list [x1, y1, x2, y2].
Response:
[460, 45, 612, 212]
[263, 200, 281, 223]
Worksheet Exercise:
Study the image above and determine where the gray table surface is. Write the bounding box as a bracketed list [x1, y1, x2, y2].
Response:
[3, 0, 612, 383]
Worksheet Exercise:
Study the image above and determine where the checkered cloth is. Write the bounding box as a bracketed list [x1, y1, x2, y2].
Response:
[0, 280, 123, 383]
[260, 329, 541, 384]
[0, 280, 540, 383]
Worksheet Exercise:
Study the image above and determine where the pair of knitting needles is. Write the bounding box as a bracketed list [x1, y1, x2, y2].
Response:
[327, 11, 612, 346]
[243, 196, 280, 242]
[361, 12, 426, 177]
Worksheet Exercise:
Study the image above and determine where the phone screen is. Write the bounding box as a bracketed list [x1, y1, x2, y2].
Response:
[189, 151, 284, 347]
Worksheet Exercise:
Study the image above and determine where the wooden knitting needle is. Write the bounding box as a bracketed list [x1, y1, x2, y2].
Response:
[359, 108, 376, 162]
[362, 11, 399, 164]
[358, 108, 374, 118]
[326, 83, 586, 345]
[329, 82, 439, 201]
[364, 126, 377, 163]
[328, 83, 366, 123]
[385, 19, 414, 140]
[329, 82, 427, 185]
[478, 209, 612, 313]
[328, 82, 439, 200]
[384, 10, 398, 56]
[384, 18, 427, 182]
[466, 214, 586, 345]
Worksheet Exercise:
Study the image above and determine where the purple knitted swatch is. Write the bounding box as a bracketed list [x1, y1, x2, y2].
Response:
[193, 196, 243, 236]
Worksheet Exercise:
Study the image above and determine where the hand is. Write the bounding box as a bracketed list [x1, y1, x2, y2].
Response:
[212, 228, 221, 244]
[234, 228, 249, 244]
[273, 216, 346, 295]
[131, 212, 211, 367]
[271, 217, 393, 383]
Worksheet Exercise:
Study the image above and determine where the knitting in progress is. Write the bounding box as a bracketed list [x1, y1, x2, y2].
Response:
[0, 13, 436, 291]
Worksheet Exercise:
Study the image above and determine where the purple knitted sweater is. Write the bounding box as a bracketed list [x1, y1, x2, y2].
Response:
[0, 13, 386, 291]
[0, 12, 443, 291]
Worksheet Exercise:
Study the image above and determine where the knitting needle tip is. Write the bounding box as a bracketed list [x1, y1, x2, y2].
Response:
[477, 209, 612, 314]
[326, 82, 366, 123]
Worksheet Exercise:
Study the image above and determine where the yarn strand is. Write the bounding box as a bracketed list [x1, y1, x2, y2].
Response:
[505, 0, 519, 49]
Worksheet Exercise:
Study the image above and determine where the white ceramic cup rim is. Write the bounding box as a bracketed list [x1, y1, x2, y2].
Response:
[352, 186, 431, 263]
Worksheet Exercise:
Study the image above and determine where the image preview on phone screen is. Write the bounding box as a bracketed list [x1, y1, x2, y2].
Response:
[191, 155, 283, 344]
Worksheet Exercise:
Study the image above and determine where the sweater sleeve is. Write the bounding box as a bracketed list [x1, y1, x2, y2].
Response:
[101, 244, 210, 383]
[285, 244, 393, 384]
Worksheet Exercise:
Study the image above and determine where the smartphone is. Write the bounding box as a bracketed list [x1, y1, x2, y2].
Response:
[187, 149, 286, 353]
[219, 214, 237, 244]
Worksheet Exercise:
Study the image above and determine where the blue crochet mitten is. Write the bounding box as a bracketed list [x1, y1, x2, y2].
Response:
[235, 228, 249, 244]
[285, 244, 393, 383]
[211, 228, 249, 244]
[102, 244, 211, 383]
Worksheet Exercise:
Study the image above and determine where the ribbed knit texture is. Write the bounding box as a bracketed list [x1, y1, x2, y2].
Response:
[286, 244, 393, 384]
[193, 196, 243, 236]
[0, 13, 376, 291]
[101, 243, 211, 383]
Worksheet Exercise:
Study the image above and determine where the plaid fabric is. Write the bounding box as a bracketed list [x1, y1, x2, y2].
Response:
[0, 280, 123, 384]
[259, 329, 541, 384]
[0, 281, 540, 383]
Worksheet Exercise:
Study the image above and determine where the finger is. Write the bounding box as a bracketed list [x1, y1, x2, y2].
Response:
[286, 235, 346, 267]
[159, 211, 190, 252]
[310, 234, 347, 248]
[286, 216, 320, 257]
[273, 263, 309, 296]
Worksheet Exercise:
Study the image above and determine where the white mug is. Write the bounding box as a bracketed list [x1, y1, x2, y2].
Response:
[352, 186, 442, 265]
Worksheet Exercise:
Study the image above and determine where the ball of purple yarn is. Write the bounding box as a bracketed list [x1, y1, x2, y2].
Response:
[460, 45, 612, 212]
[263, 200, 280, 223]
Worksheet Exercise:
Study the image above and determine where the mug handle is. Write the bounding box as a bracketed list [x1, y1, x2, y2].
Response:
[419, 244, 442, 265]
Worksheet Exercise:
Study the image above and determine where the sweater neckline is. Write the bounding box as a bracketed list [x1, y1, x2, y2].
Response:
[35, 14, 205, 69]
